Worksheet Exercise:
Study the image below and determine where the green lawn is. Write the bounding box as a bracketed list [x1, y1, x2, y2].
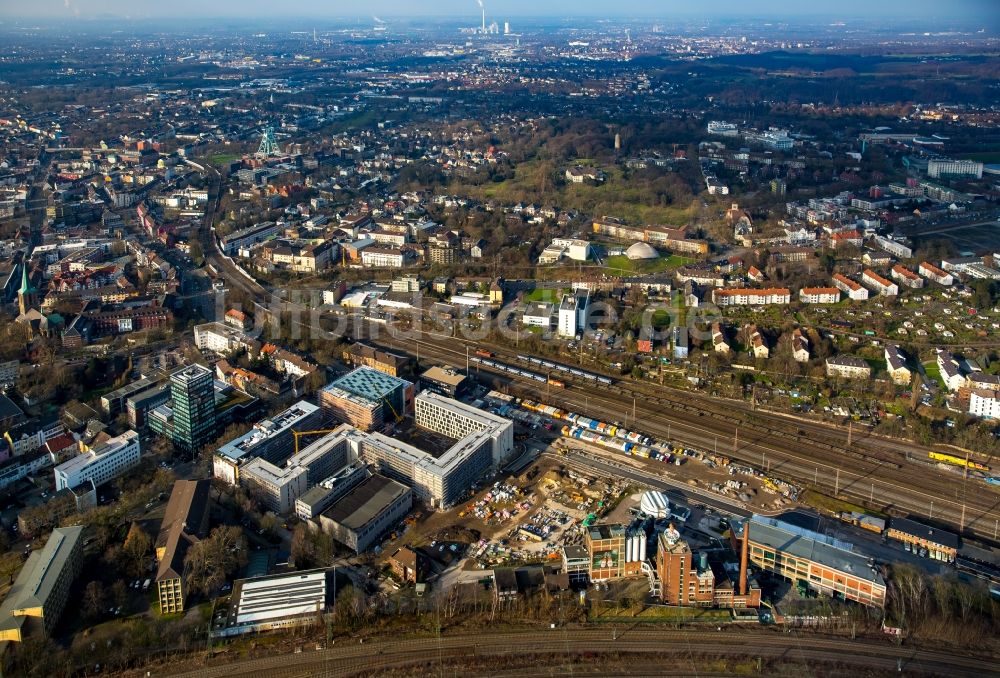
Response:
[209, 153, 242, 166]
[923, 360, 944, 388]
[604, 254, 692, 276]
[524, 287, 570, 303]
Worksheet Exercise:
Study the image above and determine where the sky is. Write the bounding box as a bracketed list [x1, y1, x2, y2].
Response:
[0, 0, 995, 21]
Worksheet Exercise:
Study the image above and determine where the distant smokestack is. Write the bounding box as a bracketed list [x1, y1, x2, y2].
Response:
[739, 519, 750, 596]
[482, 8, 486, 33]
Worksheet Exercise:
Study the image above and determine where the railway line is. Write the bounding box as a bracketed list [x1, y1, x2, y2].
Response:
[364, 329, 1000, 544]
[165, 628, 996, 677]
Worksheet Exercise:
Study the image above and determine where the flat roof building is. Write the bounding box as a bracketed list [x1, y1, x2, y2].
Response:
[212, 569, 330, 638]
[54, 430, 140, 492]
[737, 515, 886, 608]
[414, 391, 514, 468]
[317, 474, 412, 553]
[213, 401, 325, 486]
[319, 367, 414, 431]
[240, 458, 309, 515]
[419, 366, 470, 399]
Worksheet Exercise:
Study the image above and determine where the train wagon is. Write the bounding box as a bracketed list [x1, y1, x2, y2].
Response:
[929, 451, 990, 473]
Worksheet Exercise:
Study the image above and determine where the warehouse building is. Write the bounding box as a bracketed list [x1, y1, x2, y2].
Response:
[212, 569, 331, 638]
[317, 474, 412, 553]
[735, 515, 886, 608]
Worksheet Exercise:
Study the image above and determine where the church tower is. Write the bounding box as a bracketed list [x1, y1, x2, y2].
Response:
[17, 262, 37, 316]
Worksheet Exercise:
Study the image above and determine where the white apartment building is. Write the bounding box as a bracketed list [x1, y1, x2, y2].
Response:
[193, 322, 253, 354]
[711, 288, 791, 307]
[54, 430, 140, 491]
[221, 221, 278, 256]
[832, 274, 869, 301]
[361, 247, 406, 268]
[927, 158, 983, 180]
[799, 287, 841, 304]
[918, 262, 954, 286]
[891, 265, 924, 289]
[969, 390, 1000, 420]
[861, 270, 899, 297]
[825, 356, 872, 380]
[558, 289, 590, 338]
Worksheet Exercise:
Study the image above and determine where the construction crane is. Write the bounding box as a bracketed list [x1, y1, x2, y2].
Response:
[381, 395, 404, 424]
[292, 429, 341, 456]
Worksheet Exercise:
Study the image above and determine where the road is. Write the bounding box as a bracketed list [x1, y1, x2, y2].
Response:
[163, 627, 995, 677]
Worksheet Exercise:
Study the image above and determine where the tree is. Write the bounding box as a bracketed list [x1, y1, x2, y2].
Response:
[184, 525, 247, 598]
[123, 525, 153, 579]
[290, 524, 318, 569]
[82, 580, 106, 620]
[0, 551, 22, 585]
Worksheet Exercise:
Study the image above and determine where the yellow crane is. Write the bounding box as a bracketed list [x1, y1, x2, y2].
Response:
[292, 429, 342, 456]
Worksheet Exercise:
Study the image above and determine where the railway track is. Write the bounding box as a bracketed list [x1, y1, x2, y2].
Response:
[365, 329, 1000, 544]
[166, 628, 996, 678]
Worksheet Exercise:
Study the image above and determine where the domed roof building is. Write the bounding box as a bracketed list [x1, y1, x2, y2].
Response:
[625, 242, 659, 261]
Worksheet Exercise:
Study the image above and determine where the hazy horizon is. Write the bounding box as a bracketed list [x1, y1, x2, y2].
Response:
[1, 0, 996, 23]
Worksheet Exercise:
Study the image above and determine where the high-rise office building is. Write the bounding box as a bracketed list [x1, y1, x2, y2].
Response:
[150, 365, 217, 452]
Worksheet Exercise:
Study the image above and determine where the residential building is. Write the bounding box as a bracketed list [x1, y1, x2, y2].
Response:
[342, 342, 411, 377]
[927, 158, 983, 179]
[0, 526, 84, 642]
[937, 350, 966, 391]
[833, 274, 869, 301]
[193, 322, 256, 355]
[317, 474, 412, 553]
[884, 345, 912, 386]
[861, 269, 898, 296]
[389, 546, 427, 584]
[791, 329, 810, 363]
[736, 516, 886, 608]
[745, 324, 769, 359]
[711, 288, 791, 307]
[874, 235, 913, 260]
[221, 221, 278, 256]
[592, 219, 709, 254]
[799, 287, 840, 304]
[711, 323, 730, 354]
[557, 288, 590, 338]
[54, 430, 140, 491]
[825, 355, 872, 380]
[918, 262, 954, 286]
[361, 246, 409, 268]
[891, 265, 924, 289]
[969, 390, 1000, 420]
